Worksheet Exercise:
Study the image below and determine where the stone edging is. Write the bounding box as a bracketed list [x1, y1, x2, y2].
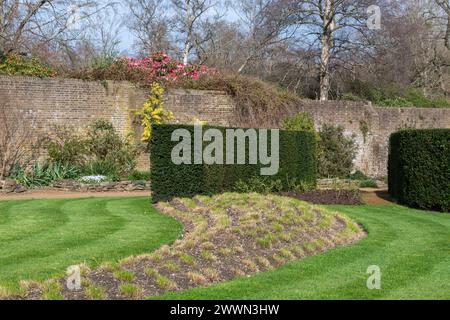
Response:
[0, 179, 151, 194]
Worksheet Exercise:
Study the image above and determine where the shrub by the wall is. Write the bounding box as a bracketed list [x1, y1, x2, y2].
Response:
[85, 120, 141, 176]
[282, 112, 316, 132]
[0, 54, 55, 78]
[318, 124, 357, 178]
[45, 125, 88, 166]
[388, 129, 450, 212]
[150, 124, 317, 202]
[44, 120, 142, 180]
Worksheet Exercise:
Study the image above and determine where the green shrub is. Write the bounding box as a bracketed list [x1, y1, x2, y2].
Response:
[44, 120, 142, 180]
[318, 124, 357, 178]
[45, 126, 88, 166]
[45, 120, 141, 179]
[66, 58, 147, 84]
[343, 80, 450, 108]
[388, 129, 450, 212]
[10, 162, 80, 188]
[234, 177, 283, 194]
[150, 124, 317, 202]
[128, 170, 151, 181]
[0, 54, 55, 77]
[348, 171, 378, 188]
[86, 120, 122, 160]
[359, 179, 378, 188]
[82, 159, 118, 180]
[340, 93, 363, 102]
[85, 120, 141, 176]
[283, 112, 323, 160]
[283, 113, 315, 132]
[349, 170, 369, 181]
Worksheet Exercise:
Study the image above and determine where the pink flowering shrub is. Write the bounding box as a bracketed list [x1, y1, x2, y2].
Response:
[120, 52, 210, 84]
[68, 52, 213, 86]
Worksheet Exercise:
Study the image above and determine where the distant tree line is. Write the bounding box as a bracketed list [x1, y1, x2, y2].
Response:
[1, 0, 449, 101]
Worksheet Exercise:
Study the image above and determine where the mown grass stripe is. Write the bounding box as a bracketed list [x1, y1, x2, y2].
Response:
[0, 200, 69, 248]
[0, 197, 181, 290]
[0, 198, 126, 269]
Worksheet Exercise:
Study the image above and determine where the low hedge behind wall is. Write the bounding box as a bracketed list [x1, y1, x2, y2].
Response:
[388, 129, 450, 212]
[150, 124, 317, 202]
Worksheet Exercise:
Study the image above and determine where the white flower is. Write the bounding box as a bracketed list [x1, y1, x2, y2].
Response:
[80, 175, 107, 184]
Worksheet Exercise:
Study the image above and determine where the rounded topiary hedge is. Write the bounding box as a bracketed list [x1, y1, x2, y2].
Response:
[388, 129, 450, 212]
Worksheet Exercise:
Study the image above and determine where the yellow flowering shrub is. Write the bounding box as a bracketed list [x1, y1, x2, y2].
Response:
[136, 83, 174, 141]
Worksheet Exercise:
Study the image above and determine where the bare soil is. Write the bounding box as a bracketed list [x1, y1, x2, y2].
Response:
[361, 190, 394, 205]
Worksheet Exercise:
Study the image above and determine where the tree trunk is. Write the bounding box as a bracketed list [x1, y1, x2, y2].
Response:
[237, 55, 252, 73]
[182, 0, 192, 65]
[182, 41, 190, 65]
[445, 12, 450, 51]
[319, 0, 335, 101]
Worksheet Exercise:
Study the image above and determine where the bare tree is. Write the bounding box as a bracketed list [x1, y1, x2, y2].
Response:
[171, 0, 220, 65]
[54, 4, 123, 69]
[233, 0, 299, 73]
[318, 0, 335, 101]
[0, 0, 49, 53]
[356, 0, 450, 95]
[194, 20, 246, 69]
[293, 0, 373, 100]
[126, 0, 221, 62]
[435, 0, 450, 50]
[0, 105, 35, 179]
[126, 0, 172, 55]
[0, 0, 114, 56]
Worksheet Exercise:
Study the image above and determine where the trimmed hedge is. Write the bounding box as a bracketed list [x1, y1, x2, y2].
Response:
[150, 124, 317, 202]
[388, 129, 450, 212]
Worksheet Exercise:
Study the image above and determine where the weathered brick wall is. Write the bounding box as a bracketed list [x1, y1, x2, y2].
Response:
[1, 75, 449, 177]
[167, 89, 236, 126]
[0, 75, 145, 135]
[0, 76, 235, 170]
[293, 101, 450, 177]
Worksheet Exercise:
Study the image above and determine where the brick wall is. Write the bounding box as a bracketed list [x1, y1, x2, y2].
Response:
[293, 101, 450, 177]
[0, 76, 235, 171]
[1, 75, 449, 177]
[0, 75, 145, 135]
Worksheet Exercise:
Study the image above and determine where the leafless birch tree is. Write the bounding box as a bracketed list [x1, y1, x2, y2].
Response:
[294, 0, 374, 100]
[171, 0, 220, 65]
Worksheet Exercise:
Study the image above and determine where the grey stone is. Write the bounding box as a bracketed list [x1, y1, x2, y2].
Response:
[3, 178, 17, 188]
[52, 180, 81, 190]
[14, 185, 27, 193]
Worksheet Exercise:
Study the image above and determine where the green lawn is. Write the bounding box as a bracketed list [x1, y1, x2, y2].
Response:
[160, 205, 450, 300]
[1, 197, 449, 299]
[0, 197, 181, 289]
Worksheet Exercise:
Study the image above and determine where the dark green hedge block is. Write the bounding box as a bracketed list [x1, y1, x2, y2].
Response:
[388, 129, 450, 212]
[150, 124, 317, 202]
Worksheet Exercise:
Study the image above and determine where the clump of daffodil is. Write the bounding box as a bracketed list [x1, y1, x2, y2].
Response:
[136, 83, 174, 141]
